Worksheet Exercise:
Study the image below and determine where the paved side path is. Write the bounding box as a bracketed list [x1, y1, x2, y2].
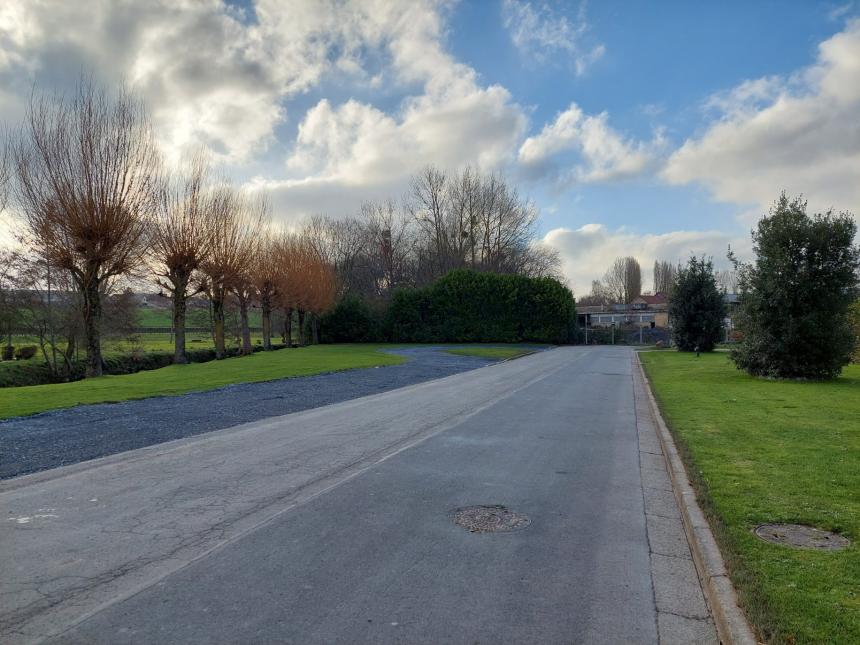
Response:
[0, 348, 496, 479]
[633, 353, 719, 642]
[1, 347, 716, 644]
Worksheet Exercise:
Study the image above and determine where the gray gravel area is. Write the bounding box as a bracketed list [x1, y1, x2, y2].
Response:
[0, 347, 528, 480]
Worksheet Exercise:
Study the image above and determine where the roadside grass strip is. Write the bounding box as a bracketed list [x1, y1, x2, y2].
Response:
[640, 351, 860, 644]
[0, 345, 405, 420]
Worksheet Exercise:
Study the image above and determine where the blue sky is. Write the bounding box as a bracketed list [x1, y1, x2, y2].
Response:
[448, 0, 853, 233]
[1, 0, 858, 292]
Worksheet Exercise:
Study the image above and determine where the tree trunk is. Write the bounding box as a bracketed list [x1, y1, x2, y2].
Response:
[213, 295, 226, 359]
[297, 309, 306, 346]
[261, 294, 272, 350]
[239, 296, 252, 355]
[311, 314, 319, 344]
[283, 307, 293, 346]
[81, 278, 103, 377]
[172, 276, 189, 364]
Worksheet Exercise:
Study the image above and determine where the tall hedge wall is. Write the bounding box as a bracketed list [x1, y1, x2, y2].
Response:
[387, 270, 576, 344]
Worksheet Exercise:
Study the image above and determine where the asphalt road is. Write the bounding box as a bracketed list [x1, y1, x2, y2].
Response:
[1, 346, 717, 644]
[0, 347, 501, 479]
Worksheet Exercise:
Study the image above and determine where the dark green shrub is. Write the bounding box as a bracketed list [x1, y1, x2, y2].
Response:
[730, 194, 860, 379]
[0, 362, 59, 387]
[14, 345, 38, 360]
[669, 256, 726, 352]
[320, 295, 380, 343]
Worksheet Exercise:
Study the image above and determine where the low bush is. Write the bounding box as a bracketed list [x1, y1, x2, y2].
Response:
[14, 345, 38, 360]
[0, 343, 282, 388]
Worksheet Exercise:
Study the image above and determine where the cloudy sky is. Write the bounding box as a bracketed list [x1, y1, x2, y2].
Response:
[1, 0, 858, 294]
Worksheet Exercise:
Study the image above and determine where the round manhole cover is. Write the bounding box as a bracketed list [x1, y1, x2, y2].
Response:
[753, 524, 850, 551]
[452, 505, 530, 533]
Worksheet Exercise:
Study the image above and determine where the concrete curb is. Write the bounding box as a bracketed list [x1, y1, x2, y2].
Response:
[635, 353, 758, 645]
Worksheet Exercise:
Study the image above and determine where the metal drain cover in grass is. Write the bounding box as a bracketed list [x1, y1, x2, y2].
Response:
[754, 524, 850, 551]
[452, 505, 530, 533]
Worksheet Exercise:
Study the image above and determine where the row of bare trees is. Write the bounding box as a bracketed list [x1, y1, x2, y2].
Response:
[294, 166, 560, 302]
[1, 79, 336, 377]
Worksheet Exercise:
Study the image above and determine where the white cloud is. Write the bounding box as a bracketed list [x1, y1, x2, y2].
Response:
[502, 0, 604, 75]
[519, 102, 664, 184]
[541, 224, 743, 295]
[0, 0, 529, 223]
[663, 19, 860, 217]
[261, 1, 528, 219]
[0, 0, 341, 163]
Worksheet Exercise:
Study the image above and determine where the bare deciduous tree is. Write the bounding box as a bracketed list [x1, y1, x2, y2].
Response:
[714, 269, 738, 293]
[652, 260, 677, 295]
[361, 199, 413, 296]
[152, 152, 212, 363]
[253, 231, 280, 351]
[200, 184, 264, 358]
[578, 280, 611, 307]
[232, 194, 268, 354]
[408, 165, 451, 277]
[303, 250, 337, 344]
[9, 79, 160, 376]
[0, 131, 10, 213]
[604, 256, 642, 304]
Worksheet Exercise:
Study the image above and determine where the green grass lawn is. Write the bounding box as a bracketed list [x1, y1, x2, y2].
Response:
[0, 345, 405, 420]
[640, 351, 860, 644]
[135, 307, 263, 328]
[444, 346, 537, 361]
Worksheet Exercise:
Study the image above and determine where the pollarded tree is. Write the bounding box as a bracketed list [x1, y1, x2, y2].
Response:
[10, 79, 160, 377]
[152, 152, 212, 364]
[669, 256, 726, 352]
[303, 252, 337, 344]
[231, 194, 268, 355]
[730, 193, 860, 379]
[253, 231, 279, 351]
[200, 184, 264, 359]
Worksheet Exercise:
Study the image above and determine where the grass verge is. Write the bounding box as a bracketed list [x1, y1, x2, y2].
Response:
[639, 351, 859, 644]
[0, 345, 404, 420]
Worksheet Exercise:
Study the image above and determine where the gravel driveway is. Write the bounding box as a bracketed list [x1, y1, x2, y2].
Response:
[0, 347, 528, 480]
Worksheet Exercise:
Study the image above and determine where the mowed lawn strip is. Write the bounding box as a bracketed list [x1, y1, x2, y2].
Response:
[444, 346, 537, 361]
[0, 345, 405, 420]
[640, 351, 860, 644]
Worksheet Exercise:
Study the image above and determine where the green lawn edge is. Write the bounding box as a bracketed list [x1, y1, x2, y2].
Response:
[639, 351, 860, 644]
[0, 345, 405, 420]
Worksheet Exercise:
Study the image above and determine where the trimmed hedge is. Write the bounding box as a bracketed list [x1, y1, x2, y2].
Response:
[319, 295, 385, 343]
[387, 270, 576, 344]
[0, 343, 287, 388]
